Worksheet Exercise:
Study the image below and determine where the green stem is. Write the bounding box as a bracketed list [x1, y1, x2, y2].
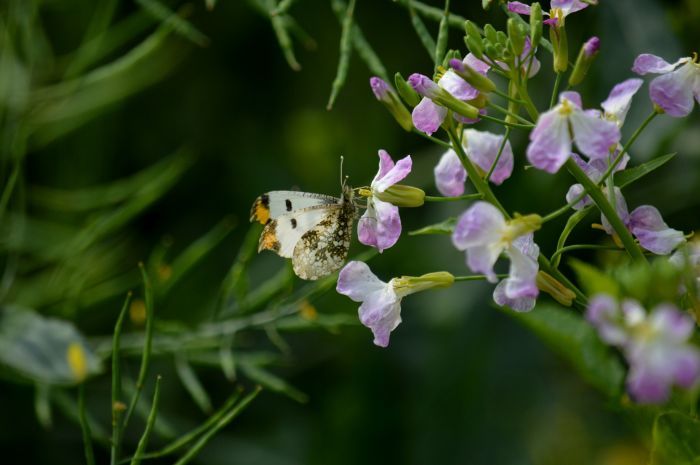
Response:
[486, 126, 511, 182]
[486, 101, 534, 125]
[79, 384, 96, 465]
[550, 244, 625, 263]
[130, 376, 162, 465]
[454, 274, 508, 281]
[550, 72, 562, 108]
[424, 193, 483, 202]
[492, 88, 526, 104]
[412, 128, 451, 148]
[565, 158, 647, 262]
[111, 292, 131, 465]
[481, 114, 535, 130]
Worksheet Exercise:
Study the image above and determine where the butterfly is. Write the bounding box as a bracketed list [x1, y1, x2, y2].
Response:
[250, 182, 357, 280]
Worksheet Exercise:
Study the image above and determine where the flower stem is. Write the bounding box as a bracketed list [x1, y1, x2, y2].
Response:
[550, 243, 625, 263]
[486, 126, 511, 182]
[550, 72, 562, 108]
[565, 158, 647, 263]
[454, 274, 507, 281]
[481, 114, 535, 129]
[412, 128, 452, 148]
[486, 101, 534, 125]
[424, 193, 483, 202]
[492, 88, 526, 104]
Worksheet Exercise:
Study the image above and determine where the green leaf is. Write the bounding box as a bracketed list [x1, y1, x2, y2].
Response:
[136, 0, 210, 46]
[615, 153, 676, 189]
[569, 258, 620, 297]
[409, 217, 457, 236]
[239, 360, 308, 403]
[0, 307, 101, 385]
[509, 303, 625, 398]
[651, 412, 700, 465]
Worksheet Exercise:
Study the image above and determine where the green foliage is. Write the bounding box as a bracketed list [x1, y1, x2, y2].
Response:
[651, 412, 700, 465]
[510, 303, 625, 398]
[615, 153, 677, 189]
[569, 258, 621, 297]
[409, 216, 457, 235]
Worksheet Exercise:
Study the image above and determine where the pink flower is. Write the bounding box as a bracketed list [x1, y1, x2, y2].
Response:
[358, 150, 412, 253]
[507, 0, 589, 26]
[632, 53, 700, 117]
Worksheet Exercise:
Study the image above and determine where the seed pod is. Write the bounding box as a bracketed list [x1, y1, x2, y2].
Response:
[530, 3, 543, 49]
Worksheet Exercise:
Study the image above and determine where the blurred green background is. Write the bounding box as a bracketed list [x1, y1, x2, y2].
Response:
[1, 0, 699, 464]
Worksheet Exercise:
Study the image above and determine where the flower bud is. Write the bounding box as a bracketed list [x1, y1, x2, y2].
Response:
[407, 73, 480, 120]
[483, 24, 497, 44]
[536, 271, 576, 306]
[467, 93, 488, 109]
[391, 271, 455, 297]
[530, 3, 543, 49]
[465, 35, 484, 60]
[375, 184, 425, 207]
[370, 77, 413, 131]
[481, 0, 494, 9]
[449, 58, 496, 94]
[568, 36, 600, 86]
[550, 26, 568, 73]
[507, 18, 526, 57]
[465, 20, 481, 41]
[394, 72, 421, 107]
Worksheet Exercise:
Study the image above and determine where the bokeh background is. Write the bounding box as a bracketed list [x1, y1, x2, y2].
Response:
[1, 0, 699, 464]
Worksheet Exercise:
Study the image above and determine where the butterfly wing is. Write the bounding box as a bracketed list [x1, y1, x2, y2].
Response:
[258, 204, 338, 258]
[292, 201, 356, 280]
[250, 191, 338, 225]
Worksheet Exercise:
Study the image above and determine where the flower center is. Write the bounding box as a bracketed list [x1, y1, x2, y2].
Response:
[549, 8, 565, 26]
[558, 98, 574, 116]
[357, 187, 373, 198]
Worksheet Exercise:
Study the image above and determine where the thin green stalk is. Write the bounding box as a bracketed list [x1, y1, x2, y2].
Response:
[111, 292, 132, 465]
[538, 255, 587, 305]
[326, 0, 356, 109]
[130, 376, 162, 465]
[79, 385, 96, 465]
[424, 193, 483, 202]
[271, 0, 295, 15]
[172, 388, 261, 465]
[486, 102, 533, 125]
[434, 0, 450, 69]
[565, 158, 646, 262]
[492, 88, 526, 104]
[486, 127, 511, 182]
[481, 114, 535, 130]
[511, 74, 539, 121]
[122, 265, 156, 433]
[549, 72, 562, 108]
[550, 244, 625, 263]
[551, 207, 592, 268]
[412, 128, 451, 148]
[596, 110, 658, 187]
[269, 6, 301, 70]
[454, 274, 507, 281]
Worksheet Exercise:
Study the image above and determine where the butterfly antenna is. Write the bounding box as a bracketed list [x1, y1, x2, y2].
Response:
[339, 155, 345, 188]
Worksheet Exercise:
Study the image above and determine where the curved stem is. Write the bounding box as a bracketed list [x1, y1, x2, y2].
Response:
[550, 244, 625, 263]
[412, 128, 452, 148]
[486, 102, 534, 125]
[486, 126, 511, 182]
[550, 72, 562, 108]
[481, 114, 535, 129]
[424, 193, 483, 202]
[565, 158, 647, 263]
[454, 274, 507, 282]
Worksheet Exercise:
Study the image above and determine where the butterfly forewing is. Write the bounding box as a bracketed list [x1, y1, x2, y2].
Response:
[292, 200, 356, 280]
[258, 204, 336, 257]
[250, 191, 338, 225]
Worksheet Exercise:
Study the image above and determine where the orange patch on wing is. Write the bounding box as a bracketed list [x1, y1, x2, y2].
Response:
[251, 201, 270, 224]
[258, 225, 280, 252]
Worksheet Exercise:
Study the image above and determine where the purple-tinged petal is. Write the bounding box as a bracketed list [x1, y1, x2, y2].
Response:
[373, 153, 412, 192]
[632, 54, 680, 75]
[412, 97, 447, 136]
[527, 109, 571, 173]
[408, 73, 441, 99]
[543, 17, 558, 26]
[434, 149, 466, 197]
[452, 201, 507, 250]
[601, 78, 644, 125]
[357, 199, 402, 253]
[601, 187, 629, 235]
[464, 53, 491, 75]
[560, 91, 583, 108]
[565, 184, 591, 210]
[569, 109, 620, 159]
[357, 286, 402, 348]
[463, 129, 513, 185]
[552, 0, 589, 15]
[621, 299, 646, 327]
[649, 64, 697, 117]
[628, 205, 685, 255]
[503, 235, 540, 300]
[670, 347, 700, 388]
[493, 280, 536, 312]
[583, 36, 600, 57]
[438, 69, 479, 101]
[453, 107, 485, 125]
[336, 261, 387, 302]
[507, 1, 531, 14]
[464, 244, 501, 283]
[586, 294, 628, 345]
[627, 361, 671, 404]
[649, 304, 695, 342]
[369, 77, 391, 101]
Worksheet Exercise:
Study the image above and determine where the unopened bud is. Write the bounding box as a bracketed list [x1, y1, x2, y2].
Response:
[530, 3, 543, 49]
[568, 36, 600, 86]
[550, 26, 568, 73]
[407, 73, 480, 120]
[375, 184, 425, 207]
[483, 24, 497, 44]
[465, 35, 484, 60]
[370, 77, 413, 131]
[536, 271, 577, 306]
[507, 18, 526, 57]
[467, 93, 488, 110]
[481, 0, 494, 9]
[465, 20, 481, 40]
[394, 72, 421, 107]
[449, 59, 496, 93]
[391, 271, 455, 297]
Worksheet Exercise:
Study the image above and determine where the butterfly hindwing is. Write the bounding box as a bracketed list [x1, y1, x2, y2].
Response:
[292, 200, 356, 280]
[258, 204, 337, 258]
[250, 191, 338, 225]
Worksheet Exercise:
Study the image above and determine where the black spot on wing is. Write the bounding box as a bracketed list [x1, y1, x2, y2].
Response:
[285, 199, 292, 211]
[291, 218, 297, 228]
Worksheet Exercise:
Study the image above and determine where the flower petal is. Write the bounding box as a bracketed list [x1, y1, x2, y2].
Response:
[493, 280, 536, 312]
[464, 53, 491, 75]
[452, 201, 507, 250]
[463, 129, 513, 185]
[560, 91, 583, 108]
[357, 198, 401, 253]
[565, 183, 591, 210]
[649, 64, 697, 117]
[601, 78, 644, 126]
[336, 261, 387, 302]
[552, 0, 589, 15]
[358, 288, 402, 348]
[669, 347, 700, 388]
[601, 187, 629, 235]
[586, 294, 628, 346]
[627, 205, 685, 255]
[373, 153, 412, 192]
[503, 235, 540, 300]
[434, 149, 467, 197]
[649, 304, 695, 342]
[527, 109, 571, 173]
[632, 54, 681, 75]
[507, 1, 531, 15]
[627, 360, 671, 404]
[569, 109, 621, 159]
[439, 69, 479, 101]
[412, 97, 447, 136]
[464, 244, 502, 283]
